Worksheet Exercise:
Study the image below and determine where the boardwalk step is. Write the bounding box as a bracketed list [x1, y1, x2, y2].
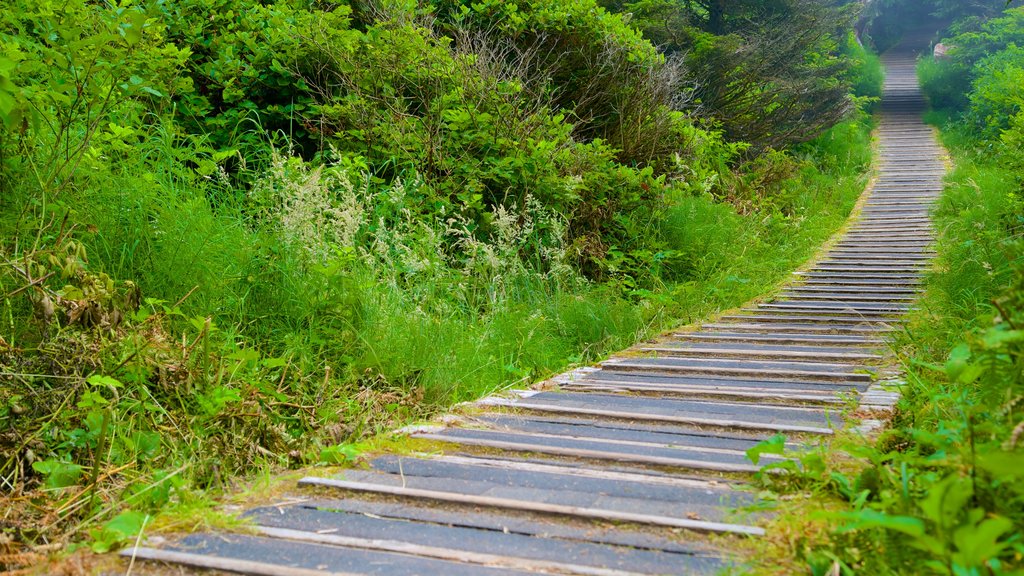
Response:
[298, 476, 766, 536]
[480, 394, 841, 434]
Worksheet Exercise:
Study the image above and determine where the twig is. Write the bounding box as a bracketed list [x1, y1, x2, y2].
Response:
[124, 513, 149, 576]
[992, 298, 1019, 330]
[3, 272, 57, 299]
[171, 285, 200, 310]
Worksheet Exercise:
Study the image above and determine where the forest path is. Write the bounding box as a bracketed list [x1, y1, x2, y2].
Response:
[122, 36, 945, 576]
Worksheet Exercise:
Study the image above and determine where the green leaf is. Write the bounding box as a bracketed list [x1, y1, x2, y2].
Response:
[319, 443, 365, 464]
[944, 344, 972, 381]
[836, 509, 925, 537]
[953, 514, 1013, 567]
[981, 328, 1024, 349]
[920, 475, 973, 528]
[122, 10, 148, 46]
[87, 374, 124, 389]
[127, 431, 162, 462]
[32, 459, 83, 489]
[976, 451, 1024, 480]
[746, 433, 787, 465]
[90, 510, 148, 553]
[77, 390, 109, 409]
[262, 357, 288, 368]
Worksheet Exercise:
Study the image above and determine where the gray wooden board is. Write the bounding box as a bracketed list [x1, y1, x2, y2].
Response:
[289, 498, 713, 556]
[833, 242, 932, 248]
[242, 504, 723, 574]
[699, 322, 890, 333]
[822, 252, 931, 259]
[417, 428, 768, 470]
[739, 310, 900, 321]
[575, 370, 866, 391]
[479, 414, 777, 446]
[718, 314, 896, 325]
[820, 259, 926, 265]
[824, 252, 931, 258]
[778, 293, 914, 301]
[644, 341, 878, 356]
[368, 455, 753, 506]
[784, 285, 920, 292]
[165, 533, 528, 575]
[604, 356, 870, 378]
[795, 272, 924, 280]
[509, 392, 842, 429]
[334, 468, 747, 523]
[675, 331, 884, 344]
[762, 301, 909, 310]
[798, 272, 929, 282]
[475, 414, 776, 450]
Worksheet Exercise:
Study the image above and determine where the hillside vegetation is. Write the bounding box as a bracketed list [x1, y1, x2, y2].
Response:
[2, 0, 881, 562]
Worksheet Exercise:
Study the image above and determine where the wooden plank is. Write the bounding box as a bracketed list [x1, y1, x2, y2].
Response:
[699, 322, 890, 333]
[412, 432, 763, 473]
[674, 332, 885, 344]
[428, 454, 738, 490]
[119, 547, 352, 576]
[638, 345, 882, 361]
[602, 360, 869, 383]
[718, 314, 897, 324]
[477, 397, 837, 435]
[256, 526, 649, 576]
[298, 477, 768, 536]
[425, 427, 768, 460]
[562, 381, 847, 404]
[779, 293, 915, 302]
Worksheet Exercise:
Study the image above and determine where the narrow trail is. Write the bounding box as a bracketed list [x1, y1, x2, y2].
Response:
[124, 38, 946, 576]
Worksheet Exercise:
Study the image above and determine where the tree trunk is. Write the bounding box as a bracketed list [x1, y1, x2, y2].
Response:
[708, 0, 726, 34]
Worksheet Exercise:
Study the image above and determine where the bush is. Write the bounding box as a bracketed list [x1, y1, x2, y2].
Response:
[919, 7, 1024, 117]
[843, 33, 884, 103]
[967, 45, 1024, 138]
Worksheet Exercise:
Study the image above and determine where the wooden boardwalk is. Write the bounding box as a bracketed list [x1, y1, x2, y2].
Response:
[124, 41, 945, 576]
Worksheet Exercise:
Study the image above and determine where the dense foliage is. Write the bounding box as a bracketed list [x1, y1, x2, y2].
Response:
[600, 0, 869, 150]
[0, 0, 879, 562]
[858, 0, 1015, 51]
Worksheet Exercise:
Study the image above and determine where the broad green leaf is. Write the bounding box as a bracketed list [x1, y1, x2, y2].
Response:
[836, 509, 925, 537]
[320, 443, 365, 464]
[262, 357, 288, 368]
[982, 328, 1024, 349]
[746, 433, 786, 465]
[87, 374, 124, 389]
[32, 459, 83, 489]
[944, 344, 972, 381]
[953, 514, 1013, 567]
[90, 510, 148, 553]
[976, 451, 1024, 480]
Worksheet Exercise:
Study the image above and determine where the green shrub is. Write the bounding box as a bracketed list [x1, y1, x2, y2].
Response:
[919, 7, 1024, 117]
[918, 56, 971, 112]
[843, 34, 884, 103]
[968, 45, 1024, 138]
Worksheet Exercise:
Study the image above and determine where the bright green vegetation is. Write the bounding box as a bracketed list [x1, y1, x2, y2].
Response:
[1, 0, 880, 557]
[749, 5, 1024, 575]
